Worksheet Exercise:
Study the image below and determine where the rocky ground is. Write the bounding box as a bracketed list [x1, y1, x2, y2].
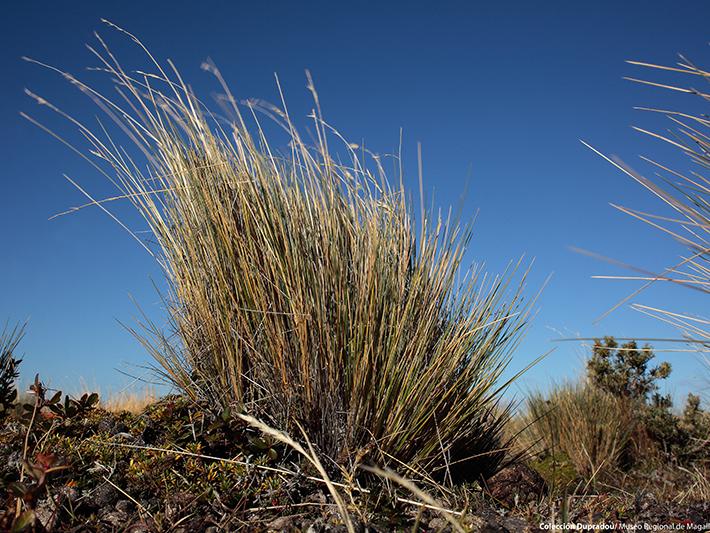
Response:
[1, 394, 708, 532]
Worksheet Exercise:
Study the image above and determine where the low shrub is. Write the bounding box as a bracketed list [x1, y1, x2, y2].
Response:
[587, 337, 671, 402]
[641, 393, 710, 464]
[588, 338, 709, 465]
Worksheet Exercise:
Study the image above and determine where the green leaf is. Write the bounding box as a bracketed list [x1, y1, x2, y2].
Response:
[23, 461, 45, 482]
[250, 437, 269, 450]
[12, 510, 36, 532]
[47, 390, 62, 405]
[8, 481, 28, 497]
[87, 392, 100, 407]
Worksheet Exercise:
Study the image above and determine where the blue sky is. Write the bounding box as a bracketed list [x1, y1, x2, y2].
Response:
[1, 1, 708, 404]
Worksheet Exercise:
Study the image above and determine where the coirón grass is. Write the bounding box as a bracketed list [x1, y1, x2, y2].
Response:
[24, 21, 534, 481]
[518, 382, 631, 482]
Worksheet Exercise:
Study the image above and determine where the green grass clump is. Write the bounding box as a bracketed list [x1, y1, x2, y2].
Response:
[25, 22, 533, 481]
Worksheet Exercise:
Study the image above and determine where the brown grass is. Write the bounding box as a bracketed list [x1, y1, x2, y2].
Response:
[24, 20, 537, 482]
[100, 387, 158, 413]
[517, 381, 632, 482]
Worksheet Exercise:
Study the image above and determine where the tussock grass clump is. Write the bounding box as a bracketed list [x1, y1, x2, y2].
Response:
[25, 23, 533, 480]
[100, 387, 158, 414]
[519, 382, 631, 482]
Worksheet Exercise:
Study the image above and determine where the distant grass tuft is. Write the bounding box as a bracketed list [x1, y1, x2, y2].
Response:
[101, 387, 158, 414]
[518, 382, 631, 484]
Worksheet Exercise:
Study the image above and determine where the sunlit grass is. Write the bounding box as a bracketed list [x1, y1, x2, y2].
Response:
[24, 21, 536, 481]
[517, 381, 631, 483]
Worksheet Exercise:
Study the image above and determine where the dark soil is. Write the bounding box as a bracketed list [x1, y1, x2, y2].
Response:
[1, 395, 708, 532]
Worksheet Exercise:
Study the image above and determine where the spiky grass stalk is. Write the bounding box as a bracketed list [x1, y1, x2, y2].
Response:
[25, 22, 533, 480]
[585, 56, 709, 356]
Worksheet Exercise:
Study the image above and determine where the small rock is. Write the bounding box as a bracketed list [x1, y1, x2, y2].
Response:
[500, 516, 530, 532]
[126, 520, 152, 533]
[86, 482, 119, 509]
[97, 414, 117, 434]
[34, 498, 58, 530]
[267, 514, 298, 530]
[98, 505, 129, 529]
[428, 517, 449, 530]
[485, 463, 546, 508]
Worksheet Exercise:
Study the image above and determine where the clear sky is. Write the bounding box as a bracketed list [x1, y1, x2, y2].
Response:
[1, 1, 708, 404]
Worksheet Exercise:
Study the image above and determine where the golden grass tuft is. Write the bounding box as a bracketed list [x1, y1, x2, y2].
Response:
[101, 387, 158, 414]
[24, 21, 536, 481]
[517, 381, 632, 483]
